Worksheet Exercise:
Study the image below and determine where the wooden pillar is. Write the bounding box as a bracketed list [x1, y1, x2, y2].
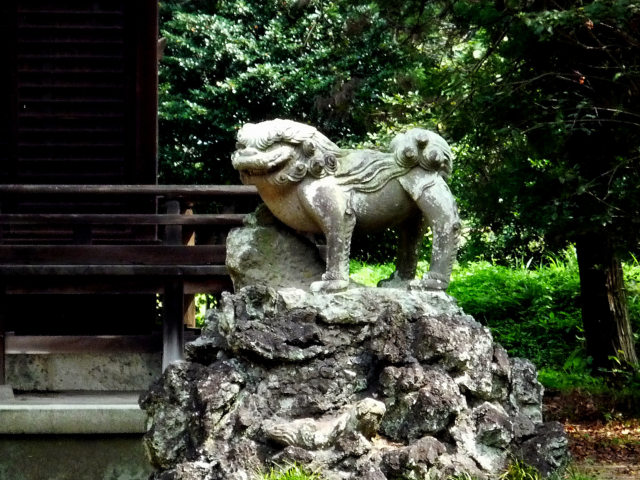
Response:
[162, 200, 184, 369]
[0, 283, 5, 385]
[182, 204, 196, 329]
[0, 282, 12, 399]
[162, 279, 184, 371]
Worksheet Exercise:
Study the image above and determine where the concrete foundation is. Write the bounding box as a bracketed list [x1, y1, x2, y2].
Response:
[1, 335, 167, 479]
[5, 334, 162, 392]
[0, 434, 154, 480]
[0, 392, 153, 479]
[6, 352, 161, 391]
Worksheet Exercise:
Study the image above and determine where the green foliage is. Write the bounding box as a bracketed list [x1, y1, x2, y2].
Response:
[158, 0, 422, 184]
[254, 462, 599, 480]
[350, 225, 435, 265]
[497, 459, 599, 480]
[449, 249, 583, 370]
[257, 464, 322, 480]
[540, 364, 640, 416]
[447, 474, 476, 480]
[350, 248, 640, 390]
[365, 0, 640, 261]
[194, 293, 217, 327]
[537, 363, 604, 392]
[499, 460, 602, 480]
[349, 259, 395, 286]
[447, 460, 599, 480]
[499, 459, 543, 480]
[625, 254, 640, 337]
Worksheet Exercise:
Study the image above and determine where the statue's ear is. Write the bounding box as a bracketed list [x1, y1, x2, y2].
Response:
[302, 140, 315, 157]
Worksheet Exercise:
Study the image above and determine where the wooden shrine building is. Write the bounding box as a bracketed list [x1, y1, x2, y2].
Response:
[0, 0, 257, 391]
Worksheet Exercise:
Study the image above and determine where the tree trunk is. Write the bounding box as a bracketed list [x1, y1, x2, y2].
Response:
[575, 235, 638, 372]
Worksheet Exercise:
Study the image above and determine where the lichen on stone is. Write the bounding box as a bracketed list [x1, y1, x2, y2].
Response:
[141, 286, 569, 480]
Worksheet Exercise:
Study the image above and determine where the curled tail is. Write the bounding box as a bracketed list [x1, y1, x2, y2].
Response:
[390, 128, 453, 179]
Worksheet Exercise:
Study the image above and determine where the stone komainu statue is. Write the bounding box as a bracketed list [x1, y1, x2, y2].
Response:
[231, 119, 460, 292]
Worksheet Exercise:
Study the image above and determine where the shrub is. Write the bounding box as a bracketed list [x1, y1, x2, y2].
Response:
[350, 247, 640, 392]
[448, 250, 582, 370]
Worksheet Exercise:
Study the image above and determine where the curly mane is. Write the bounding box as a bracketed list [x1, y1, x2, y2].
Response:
[236, 120, 450, 192]
[237, 119, 342, 156]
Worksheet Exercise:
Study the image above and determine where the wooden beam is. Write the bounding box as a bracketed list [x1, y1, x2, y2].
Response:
[1, 275, 231, 295]
[0, 213, 246, 225]
[0, 245, 226, 265]
[0, 184, 258, 197]
[0, 265, 228, 276]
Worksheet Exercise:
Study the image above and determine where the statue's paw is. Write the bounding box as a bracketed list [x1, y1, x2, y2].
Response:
[377, 272, 411, 289]
[263, 422, 299, 446]
[310, 279, 349, 293]
[409, 277, 449, 291]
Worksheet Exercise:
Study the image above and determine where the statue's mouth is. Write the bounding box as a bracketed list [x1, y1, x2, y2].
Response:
[244, 162, 283, 176]
[232, 149, 293, 176]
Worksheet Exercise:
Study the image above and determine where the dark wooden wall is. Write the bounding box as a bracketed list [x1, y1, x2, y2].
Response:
[0, 0, 161, 335]
[1, 0, 158, 186]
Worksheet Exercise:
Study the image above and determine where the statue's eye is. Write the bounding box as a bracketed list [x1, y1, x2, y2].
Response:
[236, 142, 245, 150]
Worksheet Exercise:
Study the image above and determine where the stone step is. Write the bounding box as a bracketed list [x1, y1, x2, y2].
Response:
[0, 391, 147, 434]
[0, 392, 154, 479]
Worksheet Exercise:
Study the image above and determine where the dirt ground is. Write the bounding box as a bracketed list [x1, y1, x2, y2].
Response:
[544, 391, 640, 480]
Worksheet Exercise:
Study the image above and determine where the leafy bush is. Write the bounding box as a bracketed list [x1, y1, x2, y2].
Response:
[624, 254, 640, 338]
[349, 259, 395, 286]
[448, 249, 583, 370]
[158, 0, 421, 185]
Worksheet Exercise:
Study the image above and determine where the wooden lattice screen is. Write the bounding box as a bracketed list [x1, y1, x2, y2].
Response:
[0, 0, 160, 334]
[1, 0, 157, 186]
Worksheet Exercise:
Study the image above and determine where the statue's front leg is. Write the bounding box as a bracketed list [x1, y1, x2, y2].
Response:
[298, 180, 354, 293]
[312, 208, 356, 292]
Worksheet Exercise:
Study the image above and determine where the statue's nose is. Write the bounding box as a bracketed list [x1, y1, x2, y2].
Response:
[237, 147, 259, 157]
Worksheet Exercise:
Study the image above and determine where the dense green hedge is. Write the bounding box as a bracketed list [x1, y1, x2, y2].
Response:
[350, 249, 640, 381]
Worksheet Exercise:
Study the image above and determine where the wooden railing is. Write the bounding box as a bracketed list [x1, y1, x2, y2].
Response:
[0, 184, 259, 384]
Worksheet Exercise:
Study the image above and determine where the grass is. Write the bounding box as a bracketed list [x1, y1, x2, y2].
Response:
[257, 461, 600, 480]
[257, 464, 322, 480]
[496, 460, 601, 480]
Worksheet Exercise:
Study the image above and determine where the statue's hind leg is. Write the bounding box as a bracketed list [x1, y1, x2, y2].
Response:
[399, 172, 460, 290]
[377, 215, 427, 288]
[396, 215, 429, 280]
[416, 179, 460, 290]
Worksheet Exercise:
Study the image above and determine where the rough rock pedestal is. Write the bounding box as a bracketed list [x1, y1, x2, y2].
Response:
[140, 286, 568, 480]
